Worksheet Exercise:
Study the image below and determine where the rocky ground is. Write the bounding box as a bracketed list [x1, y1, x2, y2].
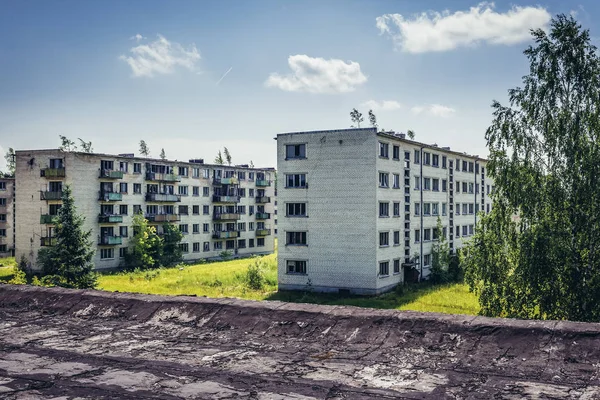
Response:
[0, 284, 599, 399]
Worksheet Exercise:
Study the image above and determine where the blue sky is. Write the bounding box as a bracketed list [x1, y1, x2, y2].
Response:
[0, 0, 594, 170]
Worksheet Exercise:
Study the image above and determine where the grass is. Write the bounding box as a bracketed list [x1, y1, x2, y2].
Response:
[0, 257, 16, 282]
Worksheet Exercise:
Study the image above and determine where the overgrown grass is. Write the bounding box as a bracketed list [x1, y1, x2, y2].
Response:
[0, 257, 16, 282]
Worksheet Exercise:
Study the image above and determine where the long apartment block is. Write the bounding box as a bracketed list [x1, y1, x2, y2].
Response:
[276, 128, 494, 295]
[15, 150, 275, 270]
[0, 177, 15, 257]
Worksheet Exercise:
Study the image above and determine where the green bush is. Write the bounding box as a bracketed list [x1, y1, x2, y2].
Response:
[246, 260, 264, 290]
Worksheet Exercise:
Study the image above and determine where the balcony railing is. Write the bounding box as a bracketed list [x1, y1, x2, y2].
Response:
[212, 230, 240, 239]
[99, 192, 122, 201]
[145, 172, 181, 182]
[99, 169, 124, 179]
[212, 195, 240, 203]
[98, 214, 123, 223]
[256, 229, 271, 236]
[40, 237, 57, 246]
[213, 177, 238, 185]
[255, 196, 271, 204]
[255, 212, 270, 220]
[213, 213, 241, 221]
[40, 214, 57, 224]
[145, 193, 181, 202]
[41, 167, 66, 178]
[146, 214, 181, 222]
[98, 235, 122, 245]
[256, 180, 271, 187]
[41, 191, 62, 201]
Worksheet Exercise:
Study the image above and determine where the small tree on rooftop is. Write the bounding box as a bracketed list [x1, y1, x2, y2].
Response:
[139, 140, 150, 157]
[214, 150, 224, 165]
[368, 109, 377, 128]
[4, 148, 15, 177]
[78, 139, 93, 153]
[59, 135, 77, 152]
[350, 108, 363, 128]
[223, 147, 232, 166]
[160, 148, 166, 160]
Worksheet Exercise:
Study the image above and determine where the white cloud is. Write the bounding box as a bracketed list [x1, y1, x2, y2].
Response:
[361, 100, 402, 111]
[120, 34, 201, 78]
[411, 104, 456, 117]
[130, 33, 146, 42]
[265, 55, 367, 93]
[376, 2, 551, 53]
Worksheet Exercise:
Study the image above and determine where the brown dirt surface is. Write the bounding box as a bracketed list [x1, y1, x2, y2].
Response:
[0, 284, 599, 399]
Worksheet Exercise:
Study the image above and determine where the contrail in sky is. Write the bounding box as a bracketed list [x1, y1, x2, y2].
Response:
[216, 67, 233, 85]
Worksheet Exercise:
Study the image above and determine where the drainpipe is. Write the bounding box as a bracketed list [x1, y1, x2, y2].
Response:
[419, 146, 424, 282]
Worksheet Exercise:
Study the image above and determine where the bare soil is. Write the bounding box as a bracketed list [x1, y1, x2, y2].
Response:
[0, 284, 599, 399]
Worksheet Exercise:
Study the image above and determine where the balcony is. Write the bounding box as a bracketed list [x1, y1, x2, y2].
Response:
[145, 193, 181, 202]
[256, 229, 271, 236]
[99, 169, 124, 179]
[99, 192, 122, 201]
[145, 172, 181, 182]
[40, 237, 57, 246]
[146, 214, 181, 222]
[213, 213, 241, 221]
[212, 230, 240, 239]
[40, 214, 56, 224]
[98, 235, 122, 245]
[41, 191, 62, 201]
[41, 167, 66, 178]
[255, 196, 271, 204]
[256, 180, 271, 187]
[212, 195, 240, 203]
[98, 214, 124, 223]
[255, 212, 270, 220]
[213, 177, 238, 185]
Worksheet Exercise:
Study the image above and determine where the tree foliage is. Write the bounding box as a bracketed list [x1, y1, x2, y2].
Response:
[139, 140, 150, 157]
[59, 135, 77, 152]
[350, 108, 363, 128]
[463, 15, 600, 321]
[4, 148, 15, 177]
[407, 129, 415, 140]
[368, 109, 377, 128]
[160, 222, 183, 267]
[214, 150, 224, 165]
[126, 212, 162, 270]
[37, 185, 97, 289]
[78, 138, 93, 153]
[430, 217, 451, 284]
[160, 148, 166, 160]
[223, 147, 232, 166]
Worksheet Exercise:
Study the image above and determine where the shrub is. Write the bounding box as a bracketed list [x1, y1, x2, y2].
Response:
[246, 260, 264, 290]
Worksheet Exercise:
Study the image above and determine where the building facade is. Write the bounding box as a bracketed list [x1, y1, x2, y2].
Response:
[276, 128, 494, 295]
[15, 150, 275, 270]
[0, 178, 15, 258]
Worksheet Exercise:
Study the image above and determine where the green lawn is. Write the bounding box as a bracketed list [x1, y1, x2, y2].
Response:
[0, 257, 16, 282]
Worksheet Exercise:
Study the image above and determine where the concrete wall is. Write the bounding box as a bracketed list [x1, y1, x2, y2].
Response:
[0, 178, 15, 257]
[15, 150, 275, 271]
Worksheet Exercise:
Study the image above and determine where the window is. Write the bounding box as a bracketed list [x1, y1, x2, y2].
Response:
[248, 172, 255, 181]
[433, 228, 439, 241]
[286, 202, 307, 217]
[119, 247, 127, 258]
[49, 204, 61, 215]
[379, 142, 389, 158]
[238, 172, 246, 180]
[394, 231, 400, 246]
[119, 226, 128, 237]
[487, 203, 490, 213]
[179, 243, 189, 253]
[133, 163, 141, 173]
[100, 160, 114, 171]
[286, 144, 306, 159]
[424, 254, 431, 266]
[432, 178, 439, 191]
[415, 229, 421, 243]
[238, 188, 246, 197]
[100, 248, 114, 259]
[193, 205, 199, 215]
[462, 204, 468, 215]
[442, 227, 447, 239]
[213, 241, 223, 250]
[133, 183, 141, 194]
[414, 202, 421, 216]
[422, 203, 430, 216]
[442, 156, 447, 169]
[249, 188, 254, 197]
[179, 205, 188, 215]
[423, 178, 431, 190]
[193, 224, 200, 234]
[424, 228, 431, 241]
[237, 205, 246, 214]
[178, 166, 188, 177]
[393, 174, 400, 188]
[179, 186, 188, 196]
[423, 152, 431, 165]
[379, 231, 389, 247]
[118, 182, 128, 193]
[442, 203, 447, 216]
[432, 154, 439, 167]
[456, 181, 460, 193]
[0, 214, 5, 222]
[193, 242, 200, 252]
[238, 239, 246, 248]
[286, 174, 307, 188]
[462, 182, 468, 193]
[456, 203, 461, 215]
[394, 259, 400, 274]
[0, 198, 4, 206]
[226, 240, 235, 250]
[393, 202, 400, 217]
[203, 205, 209, 215]
[287, 260, 307, 274]
[469, 224, 474, 235]
[392, 145, 400, 160]
[202, 169, 210, 179]
[468, 183, 474, 194]
[462, 160, 468, 171]
[379, 261, 389, 276]
[442, 179, 447, 192]
[487, 185, 490, 195]
[133, 205, 142, 214]
[286, 231, 307, 245]
[379, 172, 389, 188]
[192, 168, 200, 178]
[379, 202, 389, 217]
[203, 223, 209, 233]
[249, 239, 255, 247]
[179, 224, 189, 234]
[414, 176, 420, 190]
[249, 222, 254, 230]
[203, 242, 210, 252]
[456, 225, 460, 237]
[414, 150, 420, 164]
[469, 162, 474, 173]
[469, 203, 474, 214]
[0, 229, 5, 237]
[257, 238, 265, 247]
[193, 186, 200, 196]
[432, 203, 439, 216]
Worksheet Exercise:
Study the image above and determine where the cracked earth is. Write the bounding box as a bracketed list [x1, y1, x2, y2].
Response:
[0, 284, 599, 399]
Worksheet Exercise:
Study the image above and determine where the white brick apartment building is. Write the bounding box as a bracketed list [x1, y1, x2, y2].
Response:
[0, 177, 15, 258]
[15, 150, 275, 271]
[276, 128, 494, 295]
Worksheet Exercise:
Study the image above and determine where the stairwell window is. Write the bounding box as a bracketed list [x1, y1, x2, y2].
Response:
[379, 231, 389, 247]
[442, 179, 447, 192]
[286, 202, 307, 217]
[286, 231, 307, 246]
[393, 145, 400, 160]
[286, 174, 307, 188]
[287, 260, 307, 274]
[379, 172, 389, 188]
[286, 144, 306, 159]
[414, 150, 420, 164]
[442, 156, 447, 169]
[379, 202, 389, 217]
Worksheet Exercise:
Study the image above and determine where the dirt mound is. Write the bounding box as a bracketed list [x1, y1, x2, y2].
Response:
[0, 284, 599, 399]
